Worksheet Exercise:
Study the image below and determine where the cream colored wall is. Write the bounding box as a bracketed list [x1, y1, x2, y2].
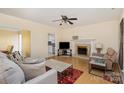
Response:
[0, 13, 120, 58]
[0, 13, 58, 58]
[58, 21, 120, 53]
[0, 29, 19, 51]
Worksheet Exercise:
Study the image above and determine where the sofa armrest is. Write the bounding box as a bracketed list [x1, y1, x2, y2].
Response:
[24, 69, 57, 84]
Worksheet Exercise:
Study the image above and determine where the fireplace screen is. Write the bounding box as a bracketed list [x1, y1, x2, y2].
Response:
[77, 46, 88, 55]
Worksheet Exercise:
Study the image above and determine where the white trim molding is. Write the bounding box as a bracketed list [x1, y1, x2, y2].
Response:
[0, 23, 21, 31]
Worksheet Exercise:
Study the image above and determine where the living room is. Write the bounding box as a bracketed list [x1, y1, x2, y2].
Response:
[0, 8, 124, 84]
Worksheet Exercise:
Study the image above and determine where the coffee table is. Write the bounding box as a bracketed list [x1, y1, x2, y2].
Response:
[45, 59, 73, 82]
[46, 59, 72, 72]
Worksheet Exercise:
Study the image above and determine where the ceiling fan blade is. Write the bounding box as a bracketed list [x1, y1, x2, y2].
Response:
[61, 15, 68, 18]
[52, 19, 62, 22]
[68, 21, 73, 25]
[68, 18, 78, 20]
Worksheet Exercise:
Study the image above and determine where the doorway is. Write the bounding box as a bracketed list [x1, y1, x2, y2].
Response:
[48, 33, 55, 56]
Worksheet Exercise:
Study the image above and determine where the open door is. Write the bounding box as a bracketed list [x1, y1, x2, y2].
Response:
[48, 33, 55, 57]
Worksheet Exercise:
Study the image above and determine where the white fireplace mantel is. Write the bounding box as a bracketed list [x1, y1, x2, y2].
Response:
[72, 38, 96, 42]
[70, 39, 96, 56]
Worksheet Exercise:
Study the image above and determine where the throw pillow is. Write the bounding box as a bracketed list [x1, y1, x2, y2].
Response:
[8, 51, 24, 63]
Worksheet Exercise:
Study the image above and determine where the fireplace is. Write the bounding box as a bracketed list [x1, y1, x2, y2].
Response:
[72, 39, 95, 57]
[78, 46, 87, 55]
[77, 46, 88, 56]
[76, 44, 91, 57]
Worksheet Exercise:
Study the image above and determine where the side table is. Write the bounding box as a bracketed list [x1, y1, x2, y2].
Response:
[89, 53, 107, 77]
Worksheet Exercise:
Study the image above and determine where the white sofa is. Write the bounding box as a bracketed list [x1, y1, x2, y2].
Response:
[25, 69, 57, 84]
[0, 52, 57, 84]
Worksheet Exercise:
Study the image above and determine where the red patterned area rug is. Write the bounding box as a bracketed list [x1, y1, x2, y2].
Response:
[58, 68, 83, 84]
[103, 71, 121, 84]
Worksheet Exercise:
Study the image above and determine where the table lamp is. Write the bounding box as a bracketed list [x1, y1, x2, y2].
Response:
[95, 43, 103, 54]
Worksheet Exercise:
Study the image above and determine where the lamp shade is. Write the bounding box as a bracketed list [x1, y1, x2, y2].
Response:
[95, 43, 103, 49]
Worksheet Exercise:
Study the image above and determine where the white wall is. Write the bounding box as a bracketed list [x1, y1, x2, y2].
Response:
[58, 21, 120, 54]
[0, 13, 58, 58]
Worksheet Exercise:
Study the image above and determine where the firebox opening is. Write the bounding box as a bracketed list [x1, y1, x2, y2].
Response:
[77, 46, 88, 56]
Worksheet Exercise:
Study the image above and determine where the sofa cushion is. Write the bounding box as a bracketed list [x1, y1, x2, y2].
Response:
[0, 58, 25, 84]
[0, 52, 8, 59]
[18, 62, 46, 80]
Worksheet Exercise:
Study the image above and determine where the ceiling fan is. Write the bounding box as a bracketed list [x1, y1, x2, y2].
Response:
[52, 15, 78, 25]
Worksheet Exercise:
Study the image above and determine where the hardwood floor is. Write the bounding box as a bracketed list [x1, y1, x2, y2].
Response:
[51, 56, 112, 84]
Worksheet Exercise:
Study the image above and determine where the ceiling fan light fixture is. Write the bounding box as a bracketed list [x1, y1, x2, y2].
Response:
[53, 15, 77, 26]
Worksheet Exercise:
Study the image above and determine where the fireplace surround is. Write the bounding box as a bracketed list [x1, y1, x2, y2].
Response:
[76, 44, 90, 57]
[71, 38, 96, 57]
[77, 46, 88, 56]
